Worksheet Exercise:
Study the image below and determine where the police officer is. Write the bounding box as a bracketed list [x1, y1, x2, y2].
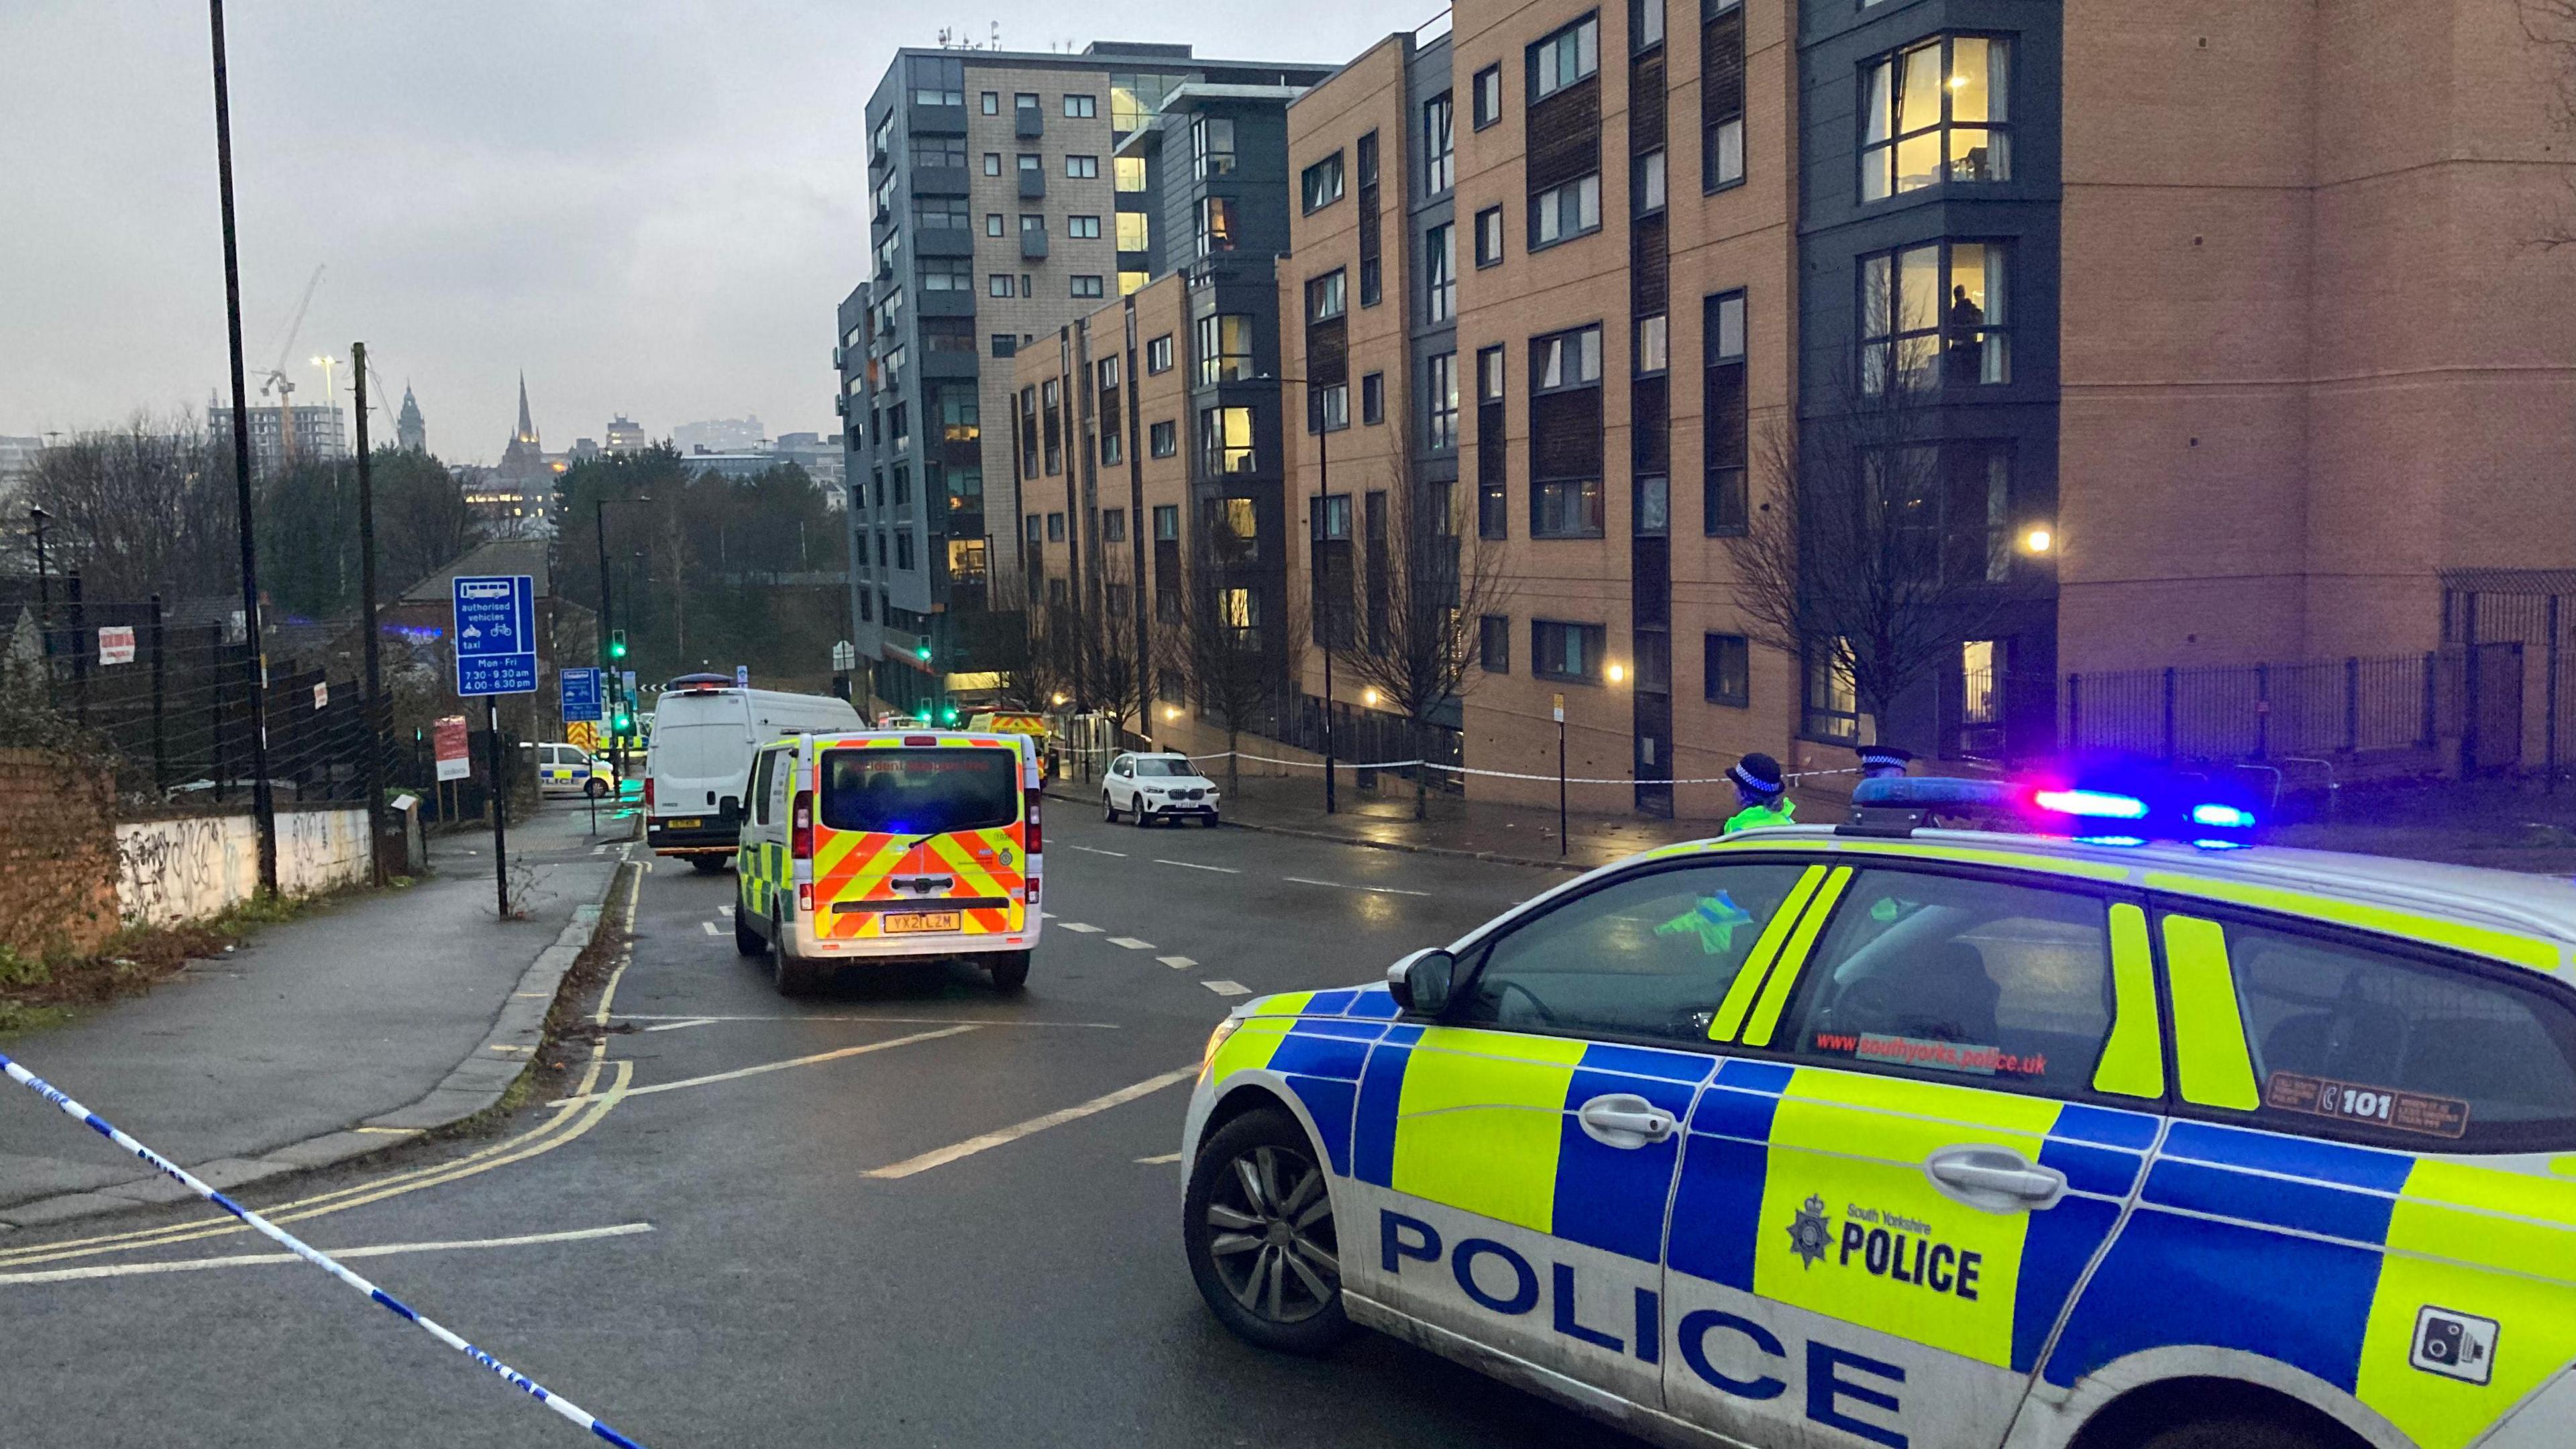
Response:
[1725, 753, 1796, 833]
[1855, 743, 1913, 782]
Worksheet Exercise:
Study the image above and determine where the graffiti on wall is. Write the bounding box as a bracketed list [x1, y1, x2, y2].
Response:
[116, 809, 370, 929]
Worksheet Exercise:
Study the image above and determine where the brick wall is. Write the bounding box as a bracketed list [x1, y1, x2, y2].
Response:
[0, 749, 120, 959]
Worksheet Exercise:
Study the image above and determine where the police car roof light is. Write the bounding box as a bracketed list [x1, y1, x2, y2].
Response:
[2192, 803, 2258, 829]
[2032, 788, 2150, 820]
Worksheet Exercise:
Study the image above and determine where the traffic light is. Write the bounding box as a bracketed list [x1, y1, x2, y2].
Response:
[612, 706, 634, 735]
[914, 640, 932, 663]
[939, 704, 959, 725]
[608, 629, 628, 661]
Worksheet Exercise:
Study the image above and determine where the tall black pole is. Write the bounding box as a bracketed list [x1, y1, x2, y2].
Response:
[486, 694, 509, 917]
[1558, 714, 1568, 857]
[30, 508, 48, 611]
[209, 0, 276, 896]
[149, 593, 166, 792]
[594, 496, 615, 775]
[353, 343, 388, 884]
[1317, 390, 1336, 815]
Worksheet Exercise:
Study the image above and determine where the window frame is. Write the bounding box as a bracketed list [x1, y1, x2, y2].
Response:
[1301, 151, 1347, 213]
[1858, 238, 2012, 394]
[1064, 93, 1098, 119]
[1528, 13, 1602, 104]
[1361, 371, 1385, 426]
[1472, 64, 1503, 129]
[1426, 221, 1457, 323]
[1305, 269, 1348, 323]
[1149, 419, 1178, 458]
[1479, 614, 1511, 674]
[1146, 334, 1173, 374]
[1529, 172, 1603, 250]
[1422, 91, 1456, 195]
[1531, 618, 1609, 683]
[1860, 34, 2012, 205]
[1705, 632, 1750, 707]
[1474, 205, 1505, 268]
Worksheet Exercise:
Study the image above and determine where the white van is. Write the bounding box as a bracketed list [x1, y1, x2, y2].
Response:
[643, 674, 862, 870]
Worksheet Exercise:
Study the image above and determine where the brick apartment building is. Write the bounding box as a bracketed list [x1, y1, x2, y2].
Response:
[972, 3, 2576, 816]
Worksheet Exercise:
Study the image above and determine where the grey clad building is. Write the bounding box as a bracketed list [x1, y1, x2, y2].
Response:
[837, 42, 1333, 718]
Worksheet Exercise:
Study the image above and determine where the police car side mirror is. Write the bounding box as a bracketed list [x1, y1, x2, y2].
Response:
[1387, 948, 1455, 1016]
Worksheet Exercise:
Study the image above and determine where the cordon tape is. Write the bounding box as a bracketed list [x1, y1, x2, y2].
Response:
[0, 1049, 648, 1448]
[1162, 750, 1862, 788]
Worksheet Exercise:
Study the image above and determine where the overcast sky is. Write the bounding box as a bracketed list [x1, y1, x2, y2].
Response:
[0, 1, 1405, 462]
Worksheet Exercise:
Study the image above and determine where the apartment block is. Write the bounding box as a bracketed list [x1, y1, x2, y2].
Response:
[1256, 0, 2576, 815]
[836, 43, 1331, 717]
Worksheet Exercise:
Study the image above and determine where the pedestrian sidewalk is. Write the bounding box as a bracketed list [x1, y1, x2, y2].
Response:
[0, 801, 629, 1230]
[1051, 769, 1798, 871]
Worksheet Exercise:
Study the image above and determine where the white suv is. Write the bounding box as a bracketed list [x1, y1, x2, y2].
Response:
[1101, 753, 1220, 827]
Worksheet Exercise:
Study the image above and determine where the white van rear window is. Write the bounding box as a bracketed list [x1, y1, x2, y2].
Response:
[652, 723, 747, 780]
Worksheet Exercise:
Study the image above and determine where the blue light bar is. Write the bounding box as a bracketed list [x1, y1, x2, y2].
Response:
[2192, 838, 2251, 851]
[2033, 788, 2150, 820]
[2190, 803, 2258, 829]
[2074, 835, 2148, 848]
[1851, 777, 2021, 811]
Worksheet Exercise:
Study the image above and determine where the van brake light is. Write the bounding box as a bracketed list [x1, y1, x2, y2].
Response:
[643, 776, 655, 809]
[792, 790, 814, 860]
[1024, 786, 1041, 857]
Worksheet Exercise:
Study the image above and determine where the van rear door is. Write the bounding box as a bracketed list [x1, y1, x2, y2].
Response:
[812, 744, 1026, 942]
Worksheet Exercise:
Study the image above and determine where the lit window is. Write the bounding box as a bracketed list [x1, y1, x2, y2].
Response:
[1199, 406, 1256, 474]
[1197, 315, 1254, 385]
[1862, 36, 2010, 201]
[1859, 240, 2009, 392]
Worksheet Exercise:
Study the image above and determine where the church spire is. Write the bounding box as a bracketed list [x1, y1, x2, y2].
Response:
[515, 372, 536, 444]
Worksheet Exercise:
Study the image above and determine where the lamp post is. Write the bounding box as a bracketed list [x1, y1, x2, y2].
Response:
[29, 505, 50, 613]
[595, 492, 649, 775]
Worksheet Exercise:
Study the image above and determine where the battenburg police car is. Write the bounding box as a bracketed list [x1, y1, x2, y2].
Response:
[1179, 777, 2576, 1449]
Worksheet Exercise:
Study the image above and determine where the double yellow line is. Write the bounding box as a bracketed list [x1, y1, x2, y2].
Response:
[0, 867, 647, 1274]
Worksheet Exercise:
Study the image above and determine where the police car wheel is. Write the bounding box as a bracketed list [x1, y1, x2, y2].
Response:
[1184, 1108, 1351, 1354]
[2137, 1415, 2332, 1449]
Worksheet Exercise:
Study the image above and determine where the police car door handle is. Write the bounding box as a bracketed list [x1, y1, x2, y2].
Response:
[1925, 1145, 2065, 1211]
[1576, 1094, 1676, 1148]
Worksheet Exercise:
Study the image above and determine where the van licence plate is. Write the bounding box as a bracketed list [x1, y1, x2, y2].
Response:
[667, 818, 702, 828]
[883, 911, 961, 934]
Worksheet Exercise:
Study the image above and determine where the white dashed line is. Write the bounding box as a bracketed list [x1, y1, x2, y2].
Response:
[700, 922, 720, 936]
[1060, 922, 1104, 933]
[0, 1224, 656, 1288]
[1158, 955, 1196, 969]
[643, 1018, 720, 1033]
[1282, 875, 1430, 898]
[1106, 936, 1155, 950]
[1068, 845, 1128, 857]
[1134, 1152, 1183, 1165]
[864, 1067, 1198, 1180]
[1362, 884, 1433, 897]
[1201, 980, 1251, 996]
[1152, 859, 1240, 873]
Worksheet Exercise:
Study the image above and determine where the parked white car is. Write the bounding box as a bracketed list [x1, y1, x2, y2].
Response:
[1101, 752, 1220, 826]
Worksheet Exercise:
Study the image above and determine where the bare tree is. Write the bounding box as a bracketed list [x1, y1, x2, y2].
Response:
[1330, 429, 1513, 821]
[1158, 508, 1308, 797]
[21, 415, 238, 602]
[1072, 549, 1144, 731]
[1726, 333, 2024, 749]
[987, 569, 1075, 711]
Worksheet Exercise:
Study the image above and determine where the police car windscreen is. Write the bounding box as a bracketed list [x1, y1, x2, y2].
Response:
[822, 749, 1017, 835]
[651, 723, 745, 782]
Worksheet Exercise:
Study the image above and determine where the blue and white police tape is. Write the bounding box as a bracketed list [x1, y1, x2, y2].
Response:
[0, 1049, 648, 1448]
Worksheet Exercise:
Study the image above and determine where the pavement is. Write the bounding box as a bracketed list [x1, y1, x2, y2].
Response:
[0, 798, 631, 1230]
[0, 804, 1643, 1448]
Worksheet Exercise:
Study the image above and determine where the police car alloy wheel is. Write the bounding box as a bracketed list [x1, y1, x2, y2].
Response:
[2136, 1414, 2332, 1449]
[1184, 1108, 1352, 1354]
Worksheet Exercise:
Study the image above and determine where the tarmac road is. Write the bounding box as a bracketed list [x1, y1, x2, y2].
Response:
[0, 806, 1654, 1448]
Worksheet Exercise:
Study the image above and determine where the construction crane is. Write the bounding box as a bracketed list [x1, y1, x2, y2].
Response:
[256, 264, 324, 472]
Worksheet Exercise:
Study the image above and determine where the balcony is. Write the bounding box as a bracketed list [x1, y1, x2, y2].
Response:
[914, 224, 975, 258]
[909, 101, 968, 136]
[1017, 169, 1045, 201]
[1020, 229, 1049, 261]
[1014, 107, 1043, 140]
[913, 164, 971, 197]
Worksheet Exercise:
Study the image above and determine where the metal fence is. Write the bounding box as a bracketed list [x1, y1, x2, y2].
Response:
[2059, 654, 2438, 765]
[12, 598, 389, 804]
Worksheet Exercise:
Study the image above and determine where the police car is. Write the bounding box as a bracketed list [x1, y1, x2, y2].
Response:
[1179, 777, 2576, 1449]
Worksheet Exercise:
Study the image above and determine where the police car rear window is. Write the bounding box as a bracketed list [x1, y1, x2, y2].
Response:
[821, 749, 1017, 836]
[2223, 922, 2576, 1151]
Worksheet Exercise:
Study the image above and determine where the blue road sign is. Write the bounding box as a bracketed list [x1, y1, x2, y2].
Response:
[561, 667, 603, 723]
[453, 574, 539, 696]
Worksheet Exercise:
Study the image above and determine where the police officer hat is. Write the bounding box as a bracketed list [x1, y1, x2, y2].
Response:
[1856, 743, 1913, 771]
[1728, 753, 1786, 796]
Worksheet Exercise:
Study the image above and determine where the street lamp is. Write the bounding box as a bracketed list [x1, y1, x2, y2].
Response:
[29, 505, 50, 611]
[2021, 525, 2054, 555]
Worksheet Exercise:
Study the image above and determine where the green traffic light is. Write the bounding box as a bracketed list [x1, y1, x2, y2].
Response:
[914, 642, 932, 662]
[608, 629, 628, 661]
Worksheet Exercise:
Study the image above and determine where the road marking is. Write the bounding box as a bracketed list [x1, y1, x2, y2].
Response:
[865, 1067, 1197, 1180]
[0, 1223, 655, 1287]
[549, 1024, 978, 1107]
[641, 1018, 720, 1033]
[1202, 980, 1251, 996]
[1105, 936, 1154, 950]
[1134, 1152, 1183, 1165]
[1067, 845, 1128, 857]
[616, 1011, 1111, 1027]
[352, 1126, 421, 1136]
[1157, 955, 1196, 969]
[1283, 875, 1430, 898]
[700, 921, 720, 936]
[488, 1044, 533, 1055]
[1060, 922, 1104, 933]
[1152, 859, 1240, 874]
